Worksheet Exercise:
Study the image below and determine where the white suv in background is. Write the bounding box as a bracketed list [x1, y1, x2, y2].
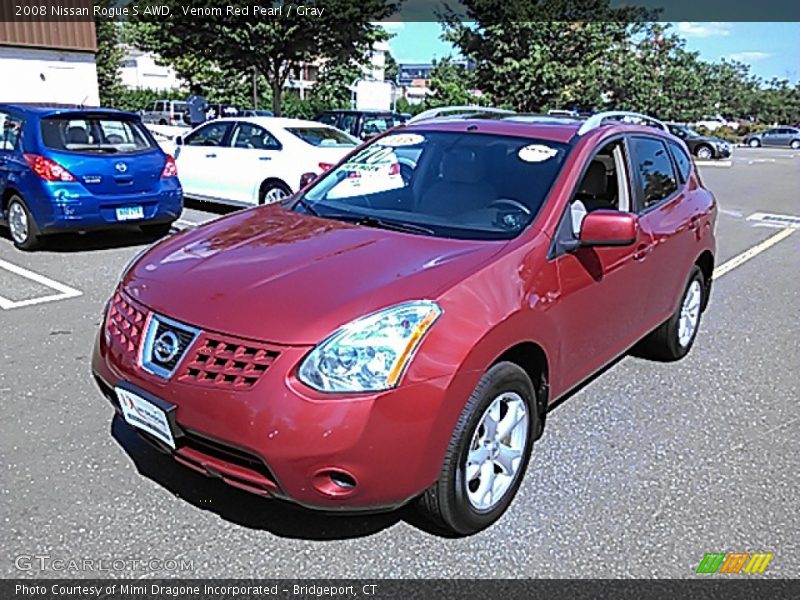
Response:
[141, 100, 188, 126]
[169, 117, 359, 206]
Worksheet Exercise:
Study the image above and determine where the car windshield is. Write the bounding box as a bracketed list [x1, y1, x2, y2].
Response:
[41, 116, 155, 154]
[297, 130, 570, 241]
[288, 126, 358, 147]
[173, 102, 187, 112]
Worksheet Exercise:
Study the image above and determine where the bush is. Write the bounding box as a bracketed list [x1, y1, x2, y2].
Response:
[106, 87, 185, 112]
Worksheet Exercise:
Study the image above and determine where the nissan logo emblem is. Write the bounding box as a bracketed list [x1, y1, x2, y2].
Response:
[153, 331, 180, 363]
[115, 162, 128, 173]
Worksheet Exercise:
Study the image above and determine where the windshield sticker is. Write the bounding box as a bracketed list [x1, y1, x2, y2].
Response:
[518, 144, 559, 163]
[378, 133, 425, 147]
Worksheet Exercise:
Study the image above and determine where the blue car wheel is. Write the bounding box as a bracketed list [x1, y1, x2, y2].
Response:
[7, 195, 41, 251]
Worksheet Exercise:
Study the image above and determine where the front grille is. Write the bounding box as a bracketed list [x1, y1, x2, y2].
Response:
[178, 333, 280, 389]
[107, 292, 147, 357]
[141, 315, 199, 379]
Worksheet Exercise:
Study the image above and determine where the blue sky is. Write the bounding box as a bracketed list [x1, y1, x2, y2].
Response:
[383, 22, 800, 83]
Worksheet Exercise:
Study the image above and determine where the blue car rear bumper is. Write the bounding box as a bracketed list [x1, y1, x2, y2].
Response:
[29, 180, 183, 233]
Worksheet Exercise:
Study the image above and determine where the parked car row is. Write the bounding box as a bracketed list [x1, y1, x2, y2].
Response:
[1, 102, 725, 536]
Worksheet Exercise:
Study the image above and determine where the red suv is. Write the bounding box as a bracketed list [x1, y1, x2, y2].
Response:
[93, 110, 716, 535]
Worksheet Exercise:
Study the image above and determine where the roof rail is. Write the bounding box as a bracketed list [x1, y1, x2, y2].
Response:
[577, 111, 668, 135]
[407, 105, 515, 124]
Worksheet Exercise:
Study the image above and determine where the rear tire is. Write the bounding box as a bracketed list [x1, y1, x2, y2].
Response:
[139, 222, 173, 238]
[791, 140, 800, 150]
[7, 195, 41, 251]
[415, 362, 539, 536]
[259, 181, 291, 205]
[695, 145, 713, 160]
[638, 266, 705, 361]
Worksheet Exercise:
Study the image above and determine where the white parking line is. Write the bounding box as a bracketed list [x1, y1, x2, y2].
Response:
[713, 227, 795, 279]
[0, 258, 83, 310]
[696, 160, 732, 168]
[746, 212, 800, 229]
[174, 219, 199, 230]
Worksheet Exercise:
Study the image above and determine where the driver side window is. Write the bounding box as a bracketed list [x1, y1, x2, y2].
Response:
[569, 139, 630, 236]
[184, 122, 231, 147]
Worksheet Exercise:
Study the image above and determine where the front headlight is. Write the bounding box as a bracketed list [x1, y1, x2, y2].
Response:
[298, 300, 442, 393]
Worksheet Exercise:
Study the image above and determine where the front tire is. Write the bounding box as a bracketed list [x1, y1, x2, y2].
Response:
[748, 138, 761, 148]
[7, 195, 41, 251]
[416, 362, 539, 536]
[638, 266, 706, 361]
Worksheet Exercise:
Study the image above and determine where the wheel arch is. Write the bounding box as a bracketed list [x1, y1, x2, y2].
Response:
[257, 177, 292, 204]
[694, 249, 714, 311]
[492, 341, 550, 440]
[2, 186, 23, 218]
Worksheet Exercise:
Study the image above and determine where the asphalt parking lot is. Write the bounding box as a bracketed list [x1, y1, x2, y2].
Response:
[1, 147, 798, 578]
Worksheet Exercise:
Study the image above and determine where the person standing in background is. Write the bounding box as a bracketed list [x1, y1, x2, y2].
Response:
[185, 85, 208, 128]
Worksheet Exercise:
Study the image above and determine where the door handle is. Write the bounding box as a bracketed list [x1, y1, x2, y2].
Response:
[633, 243, 653, 261]
[205, 153, 217, 158]
[689, 215, 701, 230]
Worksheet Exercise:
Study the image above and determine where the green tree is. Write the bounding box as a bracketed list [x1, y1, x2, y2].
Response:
[442, 0, 653, 112]
[384, 50, 399, 83]
[94, 5, 123, 106]
[130, 0, 395, 115]
[423, 57, 478, 108]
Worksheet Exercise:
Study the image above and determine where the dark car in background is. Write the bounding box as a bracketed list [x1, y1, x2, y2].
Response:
[314, 109, 407, 140]
[667, 124, 731, 160]
[0, 104, 182, 250]
[743, 127, 800, 149]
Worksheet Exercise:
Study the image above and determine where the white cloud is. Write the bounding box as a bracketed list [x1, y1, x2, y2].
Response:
[727, 51, 772, 62]
[675, 22, 732, 38]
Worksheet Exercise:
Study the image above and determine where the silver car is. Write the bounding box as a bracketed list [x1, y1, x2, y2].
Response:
[744, 127, 800, 149]
[141, 100, 187, 126]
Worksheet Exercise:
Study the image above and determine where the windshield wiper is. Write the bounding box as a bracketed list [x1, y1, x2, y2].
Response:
[293, 196, 320, 216]
[326, 214, 435, 236]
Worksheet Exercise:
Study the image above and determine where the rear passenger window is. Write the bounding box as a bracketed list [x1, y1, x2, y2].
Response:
[0, 112, 23, 151]
[668, 141, 692, 183]
[630, 137, 678, 210]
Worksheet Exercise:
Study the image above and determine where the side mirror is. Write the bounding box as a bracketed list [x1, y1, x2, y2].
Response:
[579, 210, 638, 247]
[174, 136, 183, 146]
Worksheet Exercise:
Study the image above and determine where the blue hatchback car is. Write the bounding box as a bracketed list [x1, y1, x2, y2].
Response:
[0, 104, 183, 250]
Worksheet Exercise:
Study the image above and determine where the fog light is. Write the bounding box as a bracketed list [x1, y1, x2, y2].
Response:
[311, 469, 358, 497]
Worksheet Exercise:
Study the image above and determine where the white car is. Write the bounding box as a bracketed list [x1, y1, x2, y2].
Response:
[690, 115, 739, 132]
[170, 117, 359, 206]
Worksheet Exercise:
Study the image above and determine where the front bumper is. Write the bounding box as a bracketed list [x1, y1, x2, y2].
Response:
[91, 293, 456, 511]
[30, 180, 183, 233]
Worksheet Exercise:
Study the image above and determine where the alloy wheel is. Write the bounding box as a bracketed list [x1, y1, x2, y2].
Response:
[8, 202, 29, 245]
[697, 146, 712, 160]
[464, 391, 529, 511]
[678, 280, 702, 347]
[263, 187, 288, 204]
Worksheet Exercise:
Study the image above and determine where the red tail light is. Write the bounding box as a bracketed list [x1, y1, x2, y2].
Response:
[318, 162, 334, 171]
[23, 154, 76, 182]
[161, 155, 178, 178]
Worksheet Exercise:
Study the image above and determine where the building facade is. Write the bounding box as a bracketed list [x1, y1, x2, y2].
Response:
[0, 8, 100, 105]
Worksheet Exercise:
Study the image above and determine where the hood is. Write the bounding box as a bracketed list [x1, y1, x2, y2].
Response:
[123, 205, 505, 345]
